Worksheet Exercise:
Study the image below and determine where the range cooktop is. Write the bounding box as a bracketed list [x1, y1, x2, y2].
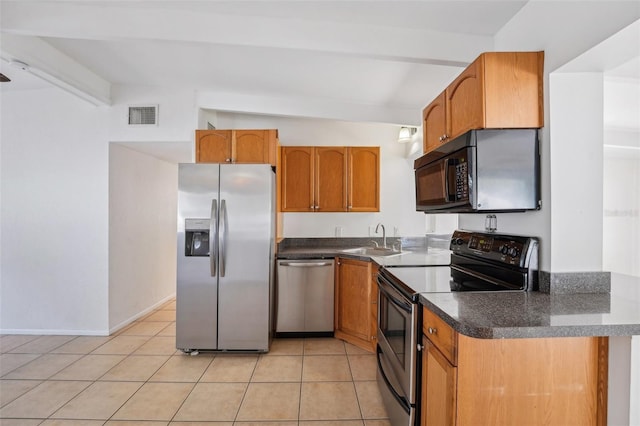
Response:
[379, 266, 452, 297]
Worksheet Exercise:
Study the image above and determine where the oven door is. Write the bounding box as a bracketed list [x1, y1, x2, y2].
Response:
[376, 271, 418, 406]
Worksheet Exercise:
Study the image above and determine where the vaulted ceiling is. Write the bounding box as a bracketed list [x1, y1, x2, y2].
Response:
[0, 0, 531, 124]
[1, 1, 638, 128]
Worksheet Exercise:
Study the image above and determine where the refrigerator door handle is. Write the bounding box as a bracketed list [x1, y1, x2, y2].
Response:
[220, 199, 227, 277]
[210, 199, 218, 277]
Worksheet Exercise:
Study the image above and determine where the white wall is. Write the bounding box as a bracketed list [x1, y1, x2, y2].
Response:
[459, 3, 640, 272]
[549, 72, 604, 272]
[1, 88, 110, 334]
[603, 149, 640, 277]
[108, 144, 178, 332]
[108, 85, 198, 144]
[215, 112, 438, 238]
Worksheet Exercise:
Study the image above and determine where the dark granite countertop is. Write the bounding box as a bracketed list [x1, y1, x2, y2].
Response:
[419, 273, 640, 339]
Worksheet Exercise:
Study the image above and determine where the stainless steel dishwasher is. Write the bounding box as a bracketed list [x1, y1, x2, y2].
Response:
[276, 259, 335, 336]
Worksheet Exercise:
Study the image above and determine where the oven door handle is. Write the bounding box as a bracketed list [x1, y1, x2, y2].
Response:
[376, 345, 410, 410]
[450, 264, 523, 290]
[377, 275, 412, 313]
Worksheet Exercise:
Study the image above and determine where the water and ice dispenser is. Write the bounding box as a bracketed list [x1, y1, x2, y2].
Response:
[184, 218, 210, 257]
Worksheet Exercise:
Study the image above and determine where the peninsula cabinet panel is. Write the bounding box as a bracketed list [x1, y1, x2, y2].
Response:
[280, 146, 314, 212]
[348, 147, 380, 212]
[420, 316, 608, 426]
[196, 129, 277, 165]
[455, 335, 605, 426]
[315, 147, 347, 212]
[422, 51, 544, 154]
[334, 257, 375, 352]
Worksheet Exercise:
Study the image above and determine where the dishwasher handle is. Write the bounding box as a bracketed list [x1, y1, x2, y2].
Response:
[279, 261, 333, 267]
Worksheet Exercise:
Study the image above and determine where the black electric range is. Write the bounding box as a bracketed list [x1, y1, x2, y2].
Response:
[375, 229, 540, 426]
[380, 229, 540, 299]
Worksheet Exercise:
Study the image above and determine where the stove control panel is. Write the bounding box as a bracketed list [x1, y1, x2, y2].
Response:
[450, 230, 538, 268]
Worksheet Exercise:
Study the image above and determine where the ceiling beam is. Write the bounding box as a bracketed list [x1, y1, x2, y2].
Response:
[196, 90, 422, 126]
[0, 33, 111, 106]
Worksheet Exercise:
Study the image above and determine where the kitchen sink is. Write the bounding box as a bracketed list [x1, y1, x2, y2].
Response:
[341, 247, 402, 257]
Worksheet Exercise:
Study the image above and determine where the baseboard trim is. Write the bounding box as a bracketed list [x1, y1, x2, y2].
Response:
[109, 293, 176, 335]
[0, 293, 176, 336]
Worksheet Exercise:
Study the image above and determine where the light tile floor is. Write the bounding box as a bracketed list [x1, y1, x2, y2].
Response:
[0, 299, 390, 425]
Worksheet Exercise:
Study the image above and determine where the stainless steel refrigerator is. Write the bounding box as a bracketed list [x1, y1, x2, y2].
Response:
[176, 163, 275, 353]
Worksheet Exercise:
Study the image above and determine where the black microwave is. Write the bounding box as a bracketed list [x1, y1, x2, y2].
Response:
[414, 129, 541, 213]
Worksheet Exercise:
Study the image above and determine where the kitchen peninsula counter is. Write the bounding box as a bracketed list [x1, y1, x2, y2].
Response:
[419, 273, 640, 339]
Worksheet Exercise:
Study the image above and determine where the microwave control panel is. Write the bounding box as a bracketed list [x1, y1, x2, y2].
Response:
[455, 161, 469, 200]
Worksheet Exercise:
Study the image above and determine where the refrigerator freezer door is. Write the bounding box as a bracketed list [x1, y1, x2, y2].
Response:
[217, 164, 275, 351]
[176, 163, 220, 351]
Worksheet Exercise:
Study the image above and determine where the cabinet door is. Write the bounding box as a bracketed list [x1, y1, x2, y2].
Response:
[280, 147, 315, 212]
[422, 92, 448, 154]
[196, 130, 232, 163]
[445, 56, 485, 142]
[234, 129, 277, 165]
[316, 147, 347, 212]
[422, 337, 457, 426]
[483, 51, 544, 128]
[347, 147, 380, 212]
[370, 264, 379, 349]
[334, 257, 374, 352]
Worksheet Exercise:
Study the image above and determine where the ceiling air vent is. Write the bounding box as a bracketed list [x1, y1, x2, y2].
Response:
[128, 105, 158, 125]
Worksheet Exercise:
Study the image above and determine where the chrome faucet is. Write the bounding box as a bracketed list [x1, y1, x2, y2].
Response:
[375, 223, 387, 248]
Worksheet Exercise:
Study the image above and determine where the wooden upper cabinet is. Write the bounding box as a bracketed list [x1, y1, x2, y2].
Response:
[422, 51, 544, 154]
[279, 146, 379, 213]
[196, 130, 232, 163]
[422, 92, 448, 154]
[281, 146, 314, 212]
[348, 147, 380, 212]
[446, 57, 485, 140]
[195, 129, 278, 165]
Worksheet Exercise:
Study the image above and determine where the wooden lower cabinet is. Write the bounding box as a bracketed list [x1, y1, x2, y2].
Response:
[334, 257, 377, 352]
[421, 307, 608, 426]
[422, 336, 457, 426]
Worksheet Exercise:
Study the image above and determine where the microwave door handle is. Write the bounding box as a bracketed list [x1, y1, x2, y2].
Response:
[444, 158, 455, 202]
[444, 158, 459, 202]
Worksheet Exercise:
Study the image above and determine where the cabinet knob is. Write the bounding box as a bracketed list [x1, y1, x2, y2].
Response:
[428, 327, 437, 335]
[417, 343, 424, 351]
[225, 158, 232, 162]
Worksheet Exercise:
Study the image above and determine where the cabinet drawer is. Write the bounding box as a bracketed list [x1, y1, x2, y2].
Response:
[423, 307, 457, 365]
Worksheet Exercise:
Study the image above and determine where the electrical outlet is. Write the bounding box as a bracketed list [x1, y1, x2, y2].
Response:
[394, 227, 400, 236]
[368, 226, 375, 237]
[335, 226, 343, 237]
